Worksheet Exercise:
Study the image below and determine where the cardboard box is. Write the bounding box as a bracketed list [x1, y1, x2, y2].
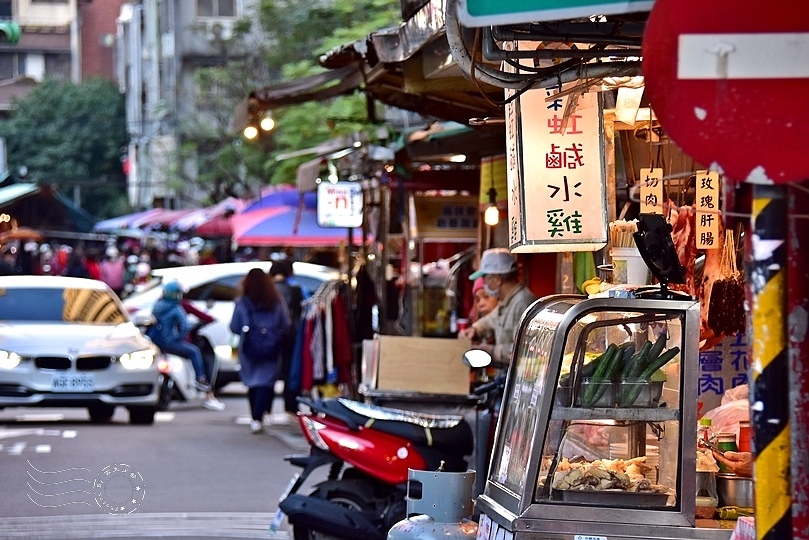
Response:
[373, 336, 472, 395]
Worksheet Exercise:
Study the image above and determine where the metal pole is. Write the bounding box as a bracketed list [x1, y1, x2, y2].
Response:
[747, 183, 791, 539]
[788, 181, 809, 539]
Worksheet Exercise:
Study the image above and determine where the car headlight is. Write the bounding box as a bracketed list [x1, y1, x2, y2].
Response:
[0, 350, 21, 369]
[119, 349, 156, 370]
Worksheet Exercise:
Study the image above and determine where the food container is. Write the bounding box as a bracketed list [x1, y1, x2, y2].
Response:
[617, 379, 664, 407]
[716, 474, 754, 509]
[695, 495, 718, 518]
[556, 378, 615, 407]
[580, 378, 615, 407]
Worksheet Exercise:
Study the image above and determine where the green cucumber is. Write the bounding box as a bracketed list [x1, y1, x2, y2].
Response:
[646, 333, 668, 367]
[621, 340, 652, 380]
[580, 355, 603, 378]
[621, 346, 681, 406]
[615, 344, 636, 381]
[639, 346, 681, 379]
[582, 343, 618, 407]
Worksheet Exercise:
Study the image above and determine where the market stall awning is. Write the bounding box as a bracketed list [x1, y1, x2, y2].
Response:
[193, 215, 235, 238]
[233, 67, 365, 132]
[0, 183, 39, 209]
[0, 183, 98, 233]
[171, 197, 247, 234]
[93, 208, 164, 233]
[232, 205, 362, 247]
[242, 185, 309, 213]
[135, 208, 196, 231]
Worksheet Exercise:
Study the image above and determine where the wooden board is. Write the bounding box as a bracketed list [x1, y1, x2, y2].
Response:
[375, 336, 472, 395]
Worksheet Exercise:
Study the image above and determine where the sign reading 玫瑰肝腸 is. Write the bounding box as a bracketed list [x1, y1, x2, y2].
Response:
[695, 170, 721, 250]
[457, 0, 654, 27]
[505, 43, 608, 253]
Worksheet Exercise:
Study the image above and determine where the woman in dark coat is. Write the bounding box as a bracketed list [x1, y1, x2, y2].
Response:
[230, 268, 290, 433]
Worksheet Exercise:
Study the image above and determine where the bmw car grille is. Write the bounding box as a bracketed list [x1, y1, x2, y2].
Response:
[33, 356, 113, 371]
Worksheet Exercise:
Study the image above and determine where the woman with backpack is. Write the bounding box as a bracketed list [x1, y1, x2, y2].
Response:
[230, 268, 291, 433]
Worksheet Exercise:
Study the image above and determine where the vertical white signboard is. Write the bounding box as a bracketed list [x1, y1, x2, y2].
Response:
[505, 65, 607, 253]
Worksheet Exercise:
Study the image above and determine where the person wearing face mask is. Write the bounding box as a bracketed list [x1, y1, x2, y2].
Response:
[458, 248, 537, 366]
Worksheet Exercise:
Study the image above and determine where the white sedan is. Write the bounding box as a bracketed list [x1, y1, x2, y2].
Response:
[0, 275, 161, 424]
[122, 261, 341, 387]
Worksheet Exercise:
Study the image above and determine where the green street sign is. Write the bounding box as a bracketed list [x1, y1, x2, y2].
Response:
[457, 0, 654, 27]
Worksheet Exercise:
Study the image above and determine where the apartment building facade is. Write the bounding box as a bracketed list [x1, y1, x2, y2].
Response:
[117, 0, 261, 210]
[0, 0, 124, 112]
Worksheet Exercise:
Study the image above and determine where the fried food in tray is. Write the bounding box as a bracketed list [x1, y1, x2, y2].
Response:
[551, 457, 672, 506]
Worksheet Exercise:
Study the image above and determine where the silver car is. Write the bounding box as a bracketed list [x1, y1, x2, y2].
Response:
[122, 261, 341, 387]
[0, 275, 160, 424]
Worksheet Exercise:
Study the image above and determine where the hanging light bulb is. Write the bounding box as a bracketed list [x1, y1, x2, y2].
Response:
[259, 114, 275, 132]
[484, 186, 499, 226]
[243, 125, 259, 140]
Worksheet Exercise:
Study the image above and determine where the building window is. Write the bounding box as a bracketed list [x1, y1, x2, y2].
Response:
[45, 53, 70, 81]
[0, 1, 10, 18]
[197, 0, 235, 18]
[0, 52, 23, 80]
[0, 52, 14, 80]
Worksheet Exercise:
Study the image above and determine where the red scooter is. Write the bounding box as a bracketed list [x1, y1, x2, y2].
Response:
[275, 372, 505, 540]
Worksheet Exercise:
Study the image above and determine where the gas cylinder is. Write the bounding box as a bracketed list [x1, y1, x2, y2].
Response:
[387, 469, 478, 540]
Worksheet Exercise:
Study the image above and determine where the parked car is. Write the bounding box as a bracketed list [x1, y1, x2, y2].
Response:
[0, 275, 161, 424]
[122, 261, 341, 387]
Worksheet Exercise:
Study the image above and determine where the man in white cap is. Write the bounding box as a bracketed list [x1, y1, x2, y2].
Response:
[459, 248, 537, 366]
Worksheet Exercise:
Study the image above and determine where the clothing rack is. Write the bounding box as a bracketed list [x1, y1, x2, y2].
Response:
[291, 278, 354, 397]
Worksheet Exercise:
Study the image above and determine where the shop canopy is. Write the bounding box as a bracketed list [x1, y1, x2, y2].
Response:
[0, 183, 98, 233]
[171, 197, 247, 234]
[231, 204, 361, 247]
[93, 208, 165, 233]
[243, 185, 308, 213]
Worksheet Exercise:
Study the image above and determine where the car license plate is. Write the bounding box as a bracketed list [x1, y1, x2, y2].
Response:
[52, 374, 95, 392]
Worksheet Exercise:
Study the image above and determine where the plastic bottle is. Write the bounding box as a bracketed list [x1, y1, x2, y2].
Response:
[698, 417, 717, 445]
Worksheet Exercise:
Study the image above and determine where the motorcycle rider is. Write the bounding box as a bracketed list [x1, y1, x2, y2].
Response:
[149, 280, 224, 411]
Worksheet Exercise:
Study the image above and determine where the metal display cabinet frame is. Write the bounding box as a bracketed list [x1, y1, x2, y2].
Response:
[476, 294, 734, 540]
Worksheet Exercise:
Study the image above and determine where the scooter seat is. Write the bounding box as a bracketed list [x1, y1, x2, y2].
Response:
[313, 398, 474, 456]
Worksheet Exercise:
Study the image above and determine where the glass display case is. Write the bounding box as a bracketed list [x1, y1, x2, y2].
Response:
[476, 293, 735, 540]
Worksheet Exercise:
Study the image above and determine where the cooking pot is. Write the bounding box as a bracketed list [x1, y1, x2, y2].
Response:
[716, 474, 754, 508]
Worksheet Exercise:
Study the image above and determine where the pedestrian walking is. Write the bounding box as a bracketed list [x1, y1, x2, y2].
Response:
[99, 246, 126, 297]
[230, 268, 291, 433]
[269, 260, 304, 420]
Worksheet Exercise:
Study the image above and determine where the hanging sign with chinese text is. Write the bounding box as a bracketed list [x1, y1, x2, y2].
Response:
[639, 168, 664, 214]
[695, 170, 721, 249]
[505, 52, 607, 253]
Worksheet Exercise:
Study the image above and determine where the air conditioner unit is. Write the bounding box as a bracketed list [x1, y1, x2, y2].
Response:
[205, 20, 233, 41]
